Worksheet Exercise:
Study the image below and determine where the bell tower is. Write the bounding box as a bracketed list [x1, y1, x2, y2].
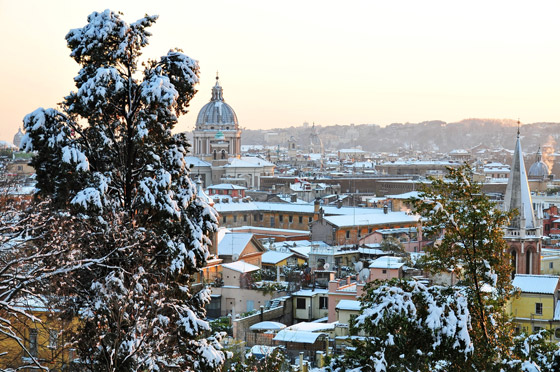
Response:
[503, 123, 542, 275]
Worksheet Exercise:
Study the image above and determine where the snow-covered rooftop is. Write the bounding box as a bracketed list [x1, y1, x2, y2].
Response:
[291, 288, 329, 297]
[512, 274, 559, 294]
[273, 330, 327, 344]
[218, 232, 253, 257]
[369, 256, 405, 269]
[323, 211, 419, 228]
[358, 247, 386, 256]
[225, 156, 275, 168]
[208, 183, 247, 190]
[222, 261, 260, 273]
[185, 156, 212, 167]
[261, 250, 294, 264]
[213, 200, 386, 215]
[336, 299, 361, 311]
[285, 322, 337, 332]
[385, 191, 422, 200]
[249, 321, 286, 332]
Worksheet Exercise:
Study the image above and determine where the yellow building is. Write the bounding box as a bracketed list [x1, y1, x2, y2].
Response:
[261, 250, 306, 271]
[0, 297, 76, 370]
[509, 274, 560, 339]
[541, 253, 560, 275]
[292, 288, 330, 322]
[335, 299, 361, 327]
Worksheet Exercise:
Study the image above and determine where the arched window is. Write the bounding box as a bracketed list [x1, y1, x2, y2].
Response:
[526, 248, 533, 274]
[213, 150, 217, 160]
[511, 250, 517, 277]
[221, 150, 226, 159]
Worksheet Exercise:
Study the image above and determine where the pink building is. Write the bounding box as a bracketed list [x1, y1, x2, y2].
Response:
[368, 256, 405, 281]
[327, 277, 365, 322]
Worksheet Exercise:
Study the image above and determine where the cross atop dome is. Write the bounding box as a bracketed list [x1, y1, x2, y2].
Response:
[211, 72, 224, 101]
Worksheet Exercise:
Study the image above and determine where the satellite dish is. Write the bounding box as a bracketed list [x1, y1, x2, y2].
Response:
[359, 268, 370, 283]
[232, 253, 240, 261]
[324, 263, 330, 270]
[354, 261, 363, 273]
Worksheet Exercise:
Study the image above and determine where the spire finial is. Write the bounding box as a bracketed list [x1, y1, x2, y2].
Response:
[211, 71, 223, 101]
[517, 119, 520, 137]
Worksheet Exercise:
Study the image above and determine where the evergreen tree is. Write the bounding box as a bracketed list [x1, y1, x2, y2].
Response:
[334, 165, 532, 372]
[231, 348, 287, 372]
[335, 279, 473, 372]
[410, 165, 515, 369]
[22, 10, 225, 371]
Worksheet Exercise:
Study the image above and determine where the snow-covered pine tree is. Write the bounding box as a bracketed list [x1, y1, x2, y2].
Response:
[21, 10, 225, 371]
[411, 164, 515, 370]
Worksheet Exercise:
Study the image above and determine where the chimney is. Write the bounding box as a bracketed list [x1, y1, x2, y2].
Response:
[383, 204, 388, 214]
[291, 193, 298, 203]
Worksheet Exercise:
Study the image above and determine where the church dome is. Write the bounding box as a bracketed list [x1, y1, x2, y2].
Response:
[528, 147, 549, 179]
[195, 75, 238, 129]
[13, 128, 24, 149]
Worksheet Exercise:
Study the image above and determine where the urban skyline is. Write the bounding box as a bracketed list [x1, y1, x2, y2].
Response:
[2, 0, 560, 143]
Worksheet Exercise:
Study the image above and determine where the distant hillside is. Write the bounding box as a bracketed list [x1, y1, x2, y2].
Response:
[241, 119, 560, 154]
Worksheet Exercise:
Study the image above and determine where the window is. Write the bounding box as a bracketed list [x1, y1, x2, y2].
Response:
[308, 217, 312, 223]
[299, 216, 303, 224]
[49, 330, 58, 349]
[289, 216, 293, 223]
[382, 269, 387, 274]
[243, 215, 247, 222]
[279, 215, 284, 222]
[346, 231, 350, 239]
[223, 216, 227, 223]
[296, 298, 306, 310]
[233, 215, 237, 223]
[319, 297, 328, 309]
[270, 217, 275, 227]
[534, 326, 543, 333]
[536, 302, 543, 315]
[29, 329, 38, 357]
[550, 262, 554, 269]
[247, 300, 254, 312]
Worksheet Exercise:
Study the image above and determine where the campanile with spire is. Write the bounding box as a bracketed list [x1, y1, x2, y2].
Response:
[503, 123, 543, 275]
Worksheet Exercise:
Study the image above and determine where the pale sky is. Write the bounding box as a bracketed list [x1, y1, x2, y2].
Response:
[1, 0, 560, 144]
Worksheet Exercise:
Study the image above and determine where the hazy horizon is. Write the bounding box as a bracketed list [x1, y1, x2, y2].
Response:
[2, 1, 560, 143]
